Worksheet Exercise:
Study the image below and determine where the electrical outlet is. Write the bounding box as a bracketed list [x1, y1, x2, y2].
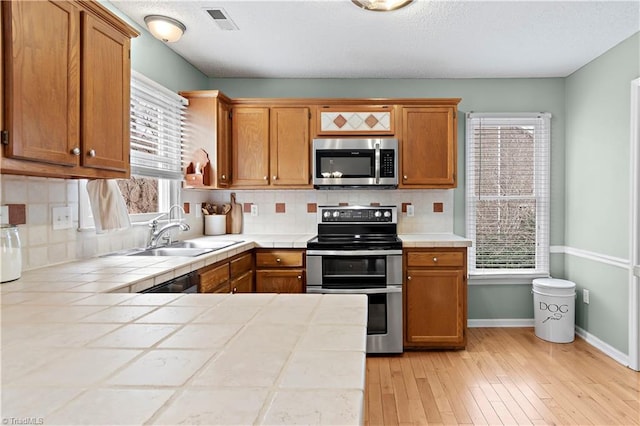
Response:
[52, 206, 72, 230]
[406, 204, 415, 217]
[583, 289, 590, 304]
[251, 204, 259, 217]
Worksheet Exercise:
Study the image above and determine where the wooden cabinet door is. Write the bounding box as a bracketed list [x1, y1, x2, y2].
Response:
[232, 106, 269, 186]
[255, 269, 304, 293]
[270, 107, 310, 186]
[81, 12, 130, 173]
[198, 263, 230, 293]
[2, 1, 80, 166]
[401, 107, 456, 187]
[217, 99, 232, 187]
[405, 269, 465, 345]
[231, 270, 254, 293]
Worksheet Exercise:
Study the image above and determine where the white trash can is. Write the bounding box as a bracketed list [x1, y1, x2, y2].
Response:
[532, 278, 576, 343]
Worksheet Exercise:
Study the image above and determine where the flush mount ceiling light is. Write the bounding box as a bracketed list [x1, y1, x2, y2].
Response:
[144, 15, 186, 43]
[351, 0, 414, 11]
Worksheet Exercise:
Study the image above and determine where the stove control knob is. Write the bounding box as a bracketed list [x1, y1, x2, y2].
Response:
[332, 211, 340, 218]
[374, 210, 382, 218]
[323, 211, 331, 219]
[383, 211, 391, 218]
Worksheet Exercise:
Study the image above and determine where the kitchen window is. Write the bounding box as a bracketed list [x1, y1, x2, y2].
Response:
[465, 113, 551, 277]
[79, 72, 187, 228]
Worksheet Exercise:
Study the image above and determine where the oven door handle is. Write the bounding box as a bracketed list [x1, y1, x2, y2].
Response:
[306, 250, 403, 256]
[307, 286, 402, 295]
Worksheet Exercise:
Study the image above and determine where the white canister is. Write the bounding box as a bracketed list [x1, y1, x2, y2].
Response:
[1, 224, 22, 282]
[204, 215, 226, 235]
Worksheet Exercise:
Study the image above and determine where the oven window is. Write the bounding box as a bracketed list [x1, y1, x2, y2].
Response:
[322, 256, 386, 288]
[317, 150, 374, 178]
[368, 293, 388, 335]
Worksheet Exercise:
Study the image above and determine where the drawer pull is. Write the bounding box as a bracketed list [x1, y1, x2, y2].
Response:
[433, 257, 438, 263]
[221, 174, 226, 180]
[297, 275, 302, 280]
[276, 258, 281, 263]
[403, 175, 408, 180]
[232, 287, 237, 294]
[407, 276, 412, 280]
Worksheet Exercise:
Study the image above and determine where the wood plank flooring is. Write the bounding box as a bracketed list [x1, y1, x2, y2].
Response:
[365, 328, 640, 425]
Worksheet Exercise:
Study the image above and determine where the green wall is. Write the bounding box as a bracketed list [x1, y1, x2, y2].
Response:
[564, 32, 640, 354]
[101, 1, 209, 92]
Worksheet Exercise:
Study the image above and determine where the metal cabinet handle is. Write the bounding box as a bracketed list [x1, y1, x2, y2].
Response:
[407, 276, 412, 280]
[232, 287, 237, 294]
[297, 275, 302, 279]
[71, 147, 80, 156]
[263, 176, 268, 180]
[276, 258, 281, 263]
[273, 175, 277, 180]
[403, 175, 408, 180]
[88, 149, 96, 157]
[221, 174, 226, 180]
[433, 257, 438, 262]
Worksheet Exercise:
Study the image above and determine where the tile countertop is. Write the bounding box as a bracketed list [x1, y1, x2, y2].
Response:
[1, 292, 367, 425]
[0, 233, 468, 425]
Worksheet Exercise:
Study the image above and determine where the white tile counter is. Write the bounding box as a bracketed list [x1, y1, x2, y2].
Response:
[1, 292, 367, 425]
[0, 234, 367, 425]
[400, 233, 472, 247]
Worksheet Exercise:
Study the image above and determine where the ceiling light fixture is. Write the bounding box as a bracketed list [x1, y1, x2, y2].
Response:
[351, 0, 414, 12]
[144, 15, 186, 43]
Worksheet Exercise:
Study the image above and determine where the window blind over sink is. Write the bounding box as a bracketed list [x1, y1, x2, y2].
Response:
[466, 112, 551, 275]
[129, 71, 187, 180]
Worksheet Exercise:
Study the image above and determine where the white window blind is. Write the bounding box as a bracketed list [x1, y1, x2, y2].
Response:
[130, 71, 187, 180]
[466, 112, 551, 275]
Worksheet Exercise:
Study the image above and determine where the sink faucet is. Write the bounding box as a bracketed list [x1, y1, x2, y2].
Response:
[147, 205, 190, 247]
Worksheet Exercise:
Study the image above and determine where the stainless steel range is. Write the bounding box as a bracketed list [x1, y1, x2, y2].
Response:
[306, 205, 403, 354]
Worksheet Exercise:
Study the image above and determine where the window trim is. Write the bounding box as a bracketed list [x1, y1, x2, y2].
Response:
[465, 112, 552, 278]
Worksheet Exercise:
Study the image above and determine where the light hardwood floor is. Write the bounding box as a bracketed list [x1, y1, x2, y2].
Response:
[365, 327, 640, 425]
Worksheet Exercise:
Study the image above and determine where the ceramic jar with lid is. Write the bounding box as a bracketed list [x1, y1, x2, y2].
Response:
[1, 224, 22, 282]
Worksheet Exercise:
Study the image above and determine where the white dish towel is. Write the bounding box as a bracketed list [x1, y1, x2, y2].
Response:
[86, 179, 131, 233]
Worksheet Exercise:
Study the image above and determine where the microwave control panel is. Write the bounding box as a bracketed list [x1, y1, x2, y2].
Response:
[380, 150, 395, 177]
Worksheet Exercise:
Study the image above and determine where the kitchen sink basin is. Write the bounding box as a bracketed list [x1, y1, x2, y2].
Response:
[128, 247, 215, 257]
[106, 240, 244, 257]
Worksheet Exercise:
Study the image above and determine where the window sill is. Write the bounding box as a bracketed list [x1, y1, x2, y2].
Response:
[468, 272, 550, 285]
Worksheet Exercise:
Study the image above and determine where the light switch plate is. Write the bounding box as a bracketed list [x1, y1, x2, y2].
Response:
[52, 206, 73, 230]
[251, 205, 259, 217]
[0, 205, 8, 225]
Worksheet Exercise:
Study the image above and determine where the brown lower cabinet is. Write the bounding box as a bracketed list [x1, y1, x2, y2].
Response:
[197, 252, 254, 293]
[404, 248, 468, 349]
[255, 249, 305, 293]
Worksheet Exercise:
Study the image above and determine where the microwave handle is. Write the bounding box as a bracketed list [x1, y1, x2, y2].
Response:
[374, 141, 380, 184]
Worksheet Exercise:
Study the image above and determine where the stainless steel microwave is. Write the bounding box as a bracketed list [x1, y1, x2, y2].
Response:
[312, 138, 398, 189]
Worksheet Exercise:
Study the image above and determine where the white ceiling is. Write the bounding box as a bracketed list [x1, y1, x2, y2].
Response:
[112, 0, 640, 79]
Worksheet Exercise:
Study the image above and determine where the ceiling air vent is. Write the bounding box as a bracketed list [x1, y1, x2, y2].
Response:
[206, 9, 239, 31]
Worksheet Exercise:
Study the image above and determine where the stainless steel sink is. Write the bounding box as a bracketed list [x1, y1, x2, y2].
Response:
[122, 239, 243, 257]
[128, 247, 215, 257]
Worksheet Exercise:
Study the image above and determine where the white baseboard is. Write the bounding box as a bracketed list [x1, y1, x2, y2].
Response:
[575, 326, 629, 367]
[467, 320, 629, 368]
[468, 319, 534, 327]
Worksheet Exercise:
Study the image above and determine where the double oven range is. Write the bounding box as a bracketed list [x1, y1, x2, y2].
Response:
[306, 205, 403, 354]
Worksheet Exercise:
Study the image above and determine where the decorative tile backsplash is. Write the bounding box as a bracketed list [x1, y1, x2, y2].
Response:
[1, 175, 454, 272]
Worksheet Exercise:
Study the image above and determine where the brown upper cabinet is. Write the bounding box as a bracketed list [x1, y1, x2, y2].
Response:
[179, 95, 460, 190]
[1, 0, 138, 179]
[180, 91, 232, 188]
[400, 103, 459, 188]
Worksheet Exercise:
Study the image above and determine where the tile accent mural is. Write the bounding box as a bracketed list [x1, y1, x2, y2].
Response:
[319, 111, 391, 132]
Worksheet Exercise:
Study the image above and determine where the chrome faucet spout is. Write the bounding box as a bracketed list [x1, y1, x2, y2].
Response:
[148, 221, 190, 248]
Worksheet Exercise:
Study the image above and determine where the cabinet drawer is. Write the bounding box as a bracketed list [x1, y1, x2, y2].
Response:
[406, 251, 464, 267]
[230, 253, 253, 277]
[198, 263, 229, 293]
[256, 251, 304, 268]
